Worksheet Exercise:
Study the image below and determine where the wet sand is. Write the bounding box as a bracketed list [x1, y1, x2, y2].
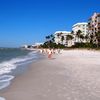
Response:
[0, 50, 100, 100]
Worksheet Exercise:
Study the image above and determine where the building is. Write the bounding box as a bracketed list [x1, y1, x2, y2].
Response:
[88, 13, 100, 44]
[72, 22, 88, 43]
[54, 31, 74, 47]
[33, 42, 43, 48]
[21, 43, 43, 49]
[21, 45, 28, 49]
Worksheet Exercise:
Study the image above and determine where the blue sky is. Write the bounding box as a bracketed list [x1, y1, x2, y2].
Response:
[0, 0, 100, 47]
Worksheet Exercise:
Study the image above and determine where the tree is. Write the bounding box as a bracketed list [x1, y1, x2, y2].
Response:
[80, 34, 84, 43]
[95, 32, 100, 47]
[76, 30, 82, 42]
[61, 36, 64, 44]
[71, 30, 74, 34]
[45, 34, 54, 42]
[66, 35, 73, 40]
[44, 34, 55, 48]
[66, 35, 74, 47]
[57, 32, 63, 38]
[45, 36, 50, 41]
[84, 34, 89, 42]
[90, 34, 94, 44]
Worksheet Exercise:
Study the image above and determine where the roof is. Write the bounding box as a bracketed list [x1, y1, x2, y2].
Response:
[54, 31, 71, 35]
[72, 22, 88, 27]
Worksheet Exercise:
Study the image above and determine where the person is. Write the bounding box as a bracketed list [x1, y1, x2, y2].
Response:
[39, 49, 43, 53]
[47, 49, 52, 59]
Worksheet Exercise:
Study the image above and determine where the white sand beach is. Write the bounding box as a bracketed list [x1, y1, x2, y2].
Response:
[0, 50, 100, 100]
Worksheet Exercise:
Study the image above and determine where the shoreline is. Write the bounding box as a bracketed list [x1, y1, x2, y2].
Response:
[1, 50, 100, 100]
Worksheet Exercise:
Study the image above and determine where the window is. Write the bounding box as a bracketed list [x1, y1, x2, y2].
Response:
[98, 27, 100, 30]
[78, 25, 80, 27]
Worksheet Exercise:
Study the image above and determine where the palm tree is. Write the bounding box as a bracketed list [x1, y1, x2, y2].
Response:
[66, 35, 73, 40]
[45, 34, 54, 42]
[71, 30, 74, 34]
[84, 34, 89, 43]
[56, 32, 63, 44]
[44, 34, 54, 48]
[45, 36, 50, 40]
[61, 36, 64, 44]
[76, 30, 82, 43]
[66, 35, 74, 47]
[80, 34, 84, 43]
[50, 34, 53, 38]
[57, 32, 63, 39]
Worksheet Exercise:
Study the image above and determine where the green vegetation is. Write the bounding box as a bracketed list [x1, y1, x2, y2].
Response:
[72, 43, 97, 48]
[41, 34, 65, 48]
[41, 31, 100, 50]
[66, 34, 73, 41]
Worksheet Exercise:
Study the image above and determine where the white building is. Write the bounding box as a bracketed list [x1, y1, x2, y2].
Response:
[54, 31, 74, 47]
[31, 42, 43, 48]
[21, 42, 43, 49]
[34, 42, 43, 46]
[72, 22, 88, 43]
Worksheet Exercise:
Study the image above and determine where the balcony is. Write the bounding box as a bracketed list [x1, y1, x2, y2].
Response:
[97, 14, 100, 17]
[88, 22, 91, 25]
[98, 27, 100, 30]
[98, 23, 100, 27]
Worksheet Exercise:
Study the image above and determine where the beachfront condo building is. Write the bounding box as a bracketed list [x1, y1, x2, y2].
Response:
[88, 13, 100, 44]
[54, 31, 74, 47]
[72, 22, 88, 43]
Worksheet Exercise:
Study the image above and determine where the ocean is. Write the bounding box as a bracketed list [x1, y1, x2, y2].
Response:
[0, 48, 43, 99]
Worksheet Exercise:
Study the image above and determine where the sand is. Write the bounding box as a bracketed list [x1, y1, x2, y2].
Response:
[0, 50, 100, 100]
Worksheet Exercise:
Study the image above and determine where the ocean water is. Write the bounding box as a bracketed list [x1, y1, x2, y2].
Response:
[0, 48, 42, 99]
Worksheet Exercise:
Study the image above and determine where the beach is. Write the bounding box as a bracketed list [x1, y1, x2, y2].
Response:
[0, 50, 100, 100]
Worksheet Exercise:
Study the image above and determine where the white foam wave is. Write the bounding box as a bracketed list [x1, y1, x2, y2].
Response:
[0, 62, 16, 75]
[0, 75, 14, 82]
[0, 81, 10, 90]
[0, 75, 14, 90]
[0, 50, 38, 75]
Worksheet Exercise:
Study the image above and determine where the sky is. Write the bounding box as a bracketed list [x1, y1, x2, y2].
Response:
[0, 0, 100, 47]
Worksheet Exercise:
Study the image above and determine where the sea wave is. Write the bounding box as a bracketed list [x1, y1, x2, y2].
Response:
[0, 50, 38, 75]
[0, 75, 14, 90]
[0, 50, 39, 91]
[0, 75, 14, 82]
[0, 50, 40, 100]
